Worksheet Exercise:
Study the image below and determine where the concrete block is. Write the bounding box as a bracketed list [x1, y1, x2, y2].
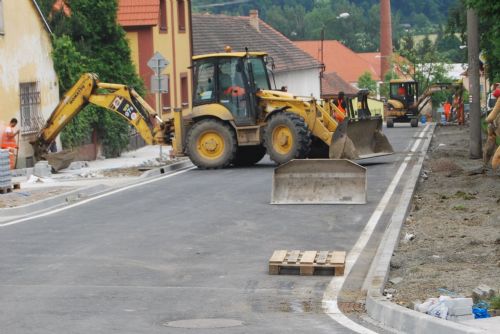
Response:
[389, 277, 403, 285]
[68, 161, 89, 170]
[33, 161, 52, 178]
[472, 285, 495, 302]
[448, 314, 474, 322]
[443, 298, 473, 316]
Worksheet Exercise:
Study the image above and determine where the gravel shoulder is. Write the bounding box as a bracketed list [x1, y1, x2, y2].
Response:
[387, 125, 500, 307]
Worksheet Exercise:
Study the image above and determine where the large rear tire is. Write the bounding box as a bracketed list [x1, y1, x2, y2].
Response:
[233, 145, 266, 166]
[186, 119, 236, 169]
[264, 113, 311, 164]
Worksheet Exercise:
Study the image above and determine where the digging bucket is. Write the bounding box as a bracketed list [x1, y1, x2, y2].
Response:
[271, 159, 367, 205]
[329, 117, 394, 160]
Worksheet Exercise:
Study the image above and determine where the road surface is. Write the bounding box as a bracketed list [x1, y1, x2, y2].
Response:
[0, 124, 423, 333]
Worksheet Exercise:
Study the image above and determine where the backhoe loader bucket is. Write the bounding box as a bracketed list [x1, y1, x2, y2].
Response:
[329, 117, 394, 160]
[44, 150, 76, 172]
[271, 159, 367, 205]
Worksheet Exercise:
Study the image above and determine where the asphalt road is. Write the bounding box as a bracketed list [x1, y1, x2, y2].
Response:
[0, 124, 422, 334]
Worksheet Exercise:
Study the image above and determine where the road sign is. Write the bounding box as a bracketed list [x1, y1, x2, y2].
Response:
[147, 52, 169, 73]
[151, 75, 169, 93]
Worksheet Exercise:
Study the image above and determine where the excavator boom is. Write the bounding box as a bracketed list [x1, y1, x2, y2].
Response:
[33, 73, 161, 169]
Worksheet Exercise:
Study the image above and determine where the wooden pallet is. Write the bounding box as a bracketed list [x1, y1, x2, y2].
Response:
[269, 250, 346, 276]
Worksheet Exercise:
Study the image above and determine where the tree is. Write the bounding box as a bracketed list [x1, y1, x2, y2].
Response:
[465, 0, 500, 83]
[38, 0, 144, 157]
[357, 71, 377, 95]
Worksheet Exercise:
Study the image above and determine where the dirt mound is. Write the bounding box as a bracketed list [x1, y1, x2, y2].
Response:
[387, 125, 500, 307]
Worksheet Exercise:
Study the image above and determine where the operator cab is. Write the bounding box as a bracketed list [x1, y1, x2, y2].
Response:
[390, 80, 418, 108]
[192, 52, 271, 126]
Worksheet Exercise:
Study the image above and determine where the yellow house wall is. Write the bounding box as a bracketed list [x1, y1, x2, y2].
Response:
[0, 0, 59, 168]
[122, 0, 192, 120]
[126, 31, 140, 73]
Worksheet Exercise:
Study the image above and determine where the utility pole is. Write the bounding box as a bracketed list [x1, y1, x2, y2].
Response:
[467, 9, 482, 159]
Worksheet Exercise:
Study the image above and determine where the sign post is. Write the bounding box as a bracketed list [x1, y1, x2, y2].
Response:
[147, 52, 169, 160]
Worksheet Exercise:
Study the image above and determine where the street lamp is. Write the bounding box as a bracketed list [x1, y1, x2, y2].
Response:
[320, 12, 350, 77]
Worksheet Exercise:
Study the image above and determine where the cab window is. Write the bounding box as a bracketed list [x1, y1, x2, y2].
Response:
[193, 61, 215, 105]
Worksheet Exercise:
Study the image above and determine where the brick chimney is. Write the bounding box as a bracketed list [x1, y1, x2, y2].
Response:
[249, 10, 259, 32]
[380, 0, 393, 78]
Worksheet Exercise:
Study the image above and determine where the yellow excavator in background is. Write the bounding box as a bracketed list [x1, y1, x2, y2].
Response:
[33, 51, 394, 203]
[385, 79, 463, 127]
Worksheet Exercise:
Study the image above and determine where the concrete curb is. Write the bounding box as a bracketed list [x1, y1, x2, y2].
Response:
[0, 160, 194, 220]
[139, 159, 193, 178]
[364, 124, 485, 334]
[0, 185, 109, 219]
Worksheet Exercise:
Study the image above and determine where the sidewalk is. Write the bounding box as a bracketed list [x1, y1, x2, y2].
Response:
[0, 145, 188, 221]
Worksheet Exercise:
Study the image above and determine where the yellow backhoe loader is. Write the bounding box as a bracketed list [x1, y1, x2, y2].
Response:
[33, 51, 394, 204]
[31, 73, 164, 170]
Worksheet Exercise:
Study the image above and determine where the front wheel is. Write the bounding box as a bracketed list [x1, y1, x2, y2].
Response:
[186, 119, 236, 169]
[263, 113, 311, 164]
[410, 118, 418, 127]
[387, 118, 394, 128]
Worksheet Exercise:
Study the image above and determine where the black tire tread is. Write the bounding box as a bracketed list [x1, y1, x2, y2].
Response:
[263, 112, 311, 164]
[186, 119, 237, 169]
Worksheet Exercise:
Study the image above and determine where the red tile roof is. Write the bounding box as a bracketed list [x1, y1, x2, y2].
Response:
[192, 13, 321, 73]
[358, 52, 413, 80]
[321, 72, 359, 98]
[117, 0, 159, 27]
[295, 40, 380, 83]
[358, 52, 382, 80]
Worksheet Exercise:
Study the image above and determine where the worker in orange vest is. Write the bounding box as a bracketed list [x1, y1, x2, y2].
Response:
[443, 101, 451, 122]
[1, 118, 20, 169]
[332, 91, 347, 122]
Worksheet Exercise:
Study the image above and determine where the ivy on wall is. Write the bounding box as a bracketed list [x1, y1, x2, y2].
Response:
[39, 0, 145, 157]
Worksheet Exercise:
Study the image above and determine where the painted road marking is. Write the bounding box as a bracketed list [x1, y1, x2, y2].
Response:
[0, 167, 196, 228]
[323, 124, 431, 333]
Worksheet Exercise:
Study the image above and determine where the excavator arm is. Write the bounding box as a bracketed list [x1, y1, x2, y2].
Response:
[33, 73, 163, 161]
[414, 83, 460, 113]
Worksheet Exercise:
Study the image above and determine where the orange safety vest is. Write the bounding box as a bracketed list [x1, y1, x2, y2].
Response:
[1, 126, 17, 149]
[333, 99, 347, 122]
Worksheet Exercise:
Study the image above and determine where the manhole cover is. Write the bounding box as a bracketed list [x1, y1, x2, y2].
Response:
[164, 318, 244, 329]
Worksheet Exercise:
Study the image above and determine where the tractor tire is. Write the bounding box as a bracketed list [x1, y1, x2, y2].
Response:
[232, 145, 266, 166]
[387, 118, 394, 128]
[263, 113, 311, 165]
[186, 119, 237, 169]
[410, 118, 418, 127]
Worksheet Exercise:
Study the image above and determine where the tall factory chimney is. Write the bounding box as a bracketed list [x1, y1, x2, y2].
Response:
[380, 0, 393, 78]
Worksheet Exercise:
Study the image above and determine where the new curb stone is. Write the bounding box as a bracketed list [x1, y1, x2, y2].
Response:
[364, 124, 486, 334]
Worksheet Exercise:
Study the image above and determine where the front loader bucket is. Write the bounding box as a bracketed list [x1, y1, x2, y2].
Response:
[346, 117, 394, 159]
[329, 118, 394, 160]
[271, 159, 367, 205]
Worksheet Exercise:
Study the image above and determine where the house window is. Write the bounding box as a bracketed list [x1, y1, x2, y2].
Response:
[162, 75, 171, 112]
[177, 0, 186, 33]
[19, 82, 44, 134]
[159, 0, 167, 32]
[180, 73, 189, 107]
[0, 0, 5, 34]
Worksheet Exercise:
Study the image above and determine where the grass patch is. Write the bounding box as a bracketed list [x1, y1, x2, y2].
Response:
[455, 191, 476, 200]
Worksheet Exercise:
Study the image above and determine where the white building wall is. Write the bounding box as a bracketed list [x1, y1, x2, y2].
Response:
[273, 68, 321, 99]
